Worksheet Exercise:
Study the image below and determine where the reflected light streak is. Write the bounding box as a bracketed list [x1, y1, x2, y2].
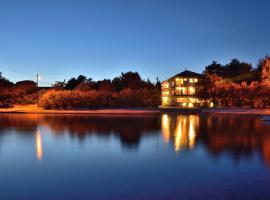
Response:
[188, 117, 196, 148]
[175, 118, 186, 152]
[36, 129, 43, 161]
[161, 114, 170, 143]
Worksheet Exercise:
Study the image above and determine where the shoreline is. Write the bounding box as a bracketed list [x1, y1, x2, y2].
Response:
[202, 108, 270, 116]
[0, 105, 270, 116]
[0, 105, 160, 115]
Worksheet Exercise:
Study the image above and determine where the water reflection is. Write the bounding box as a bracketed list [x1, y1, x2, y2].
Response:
[0, 114, 160, 147]
[0, 114, 270, 167]
[36, 129, 43, 161]
[162, 114, 199, 151]
[161, 114, 270, 167]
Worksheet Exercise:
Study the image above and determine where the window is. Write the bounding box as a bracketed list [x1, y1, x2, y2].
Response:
[177, 97, 188, 103]
[188, 87, 195, 95]
[175, 78, 183, 86]
[175, 87, 187, 95]
[162, 91, 169, 96]
[189, 78, 194, 83]
[162, 82, 169, 88]
[194, 78, 198, 83]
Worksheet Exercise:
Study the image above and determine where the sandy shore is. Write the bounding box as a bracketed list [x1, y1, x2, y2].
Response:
[0, 105, 160, 115]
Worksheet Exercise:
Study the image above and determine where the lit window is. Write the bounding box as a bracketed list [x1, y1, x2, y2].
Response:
[180, 79, 184, 84]
[177, 97, 188, 102]
[162, 82, 169, 88]
[162, 91, 169, 96]
[182, 102, 187, 107]
[194, 78, 198, 83]
[189, 78, 194, 83]
[189, 87, 195, 95]
[175, 78, 183, 86]
[184, 78, 187, 81]
[162, 97, 169, 105]
[188, 103, 193, 107]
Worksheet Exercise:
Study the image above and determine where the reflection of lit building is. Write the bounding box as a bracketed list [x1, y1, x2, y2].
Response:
[161, 70, 202, 107]
[161, 114, 199, 152]
[36, 129, 43, 161]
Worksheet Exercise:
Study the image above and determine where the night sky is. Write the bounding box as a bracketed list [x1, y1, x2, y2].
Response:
[0, 0, 269, 85]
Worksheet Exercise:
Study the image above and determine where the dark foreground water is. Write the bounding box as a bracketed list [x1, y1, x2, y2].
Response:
[0, 113, 270, 200]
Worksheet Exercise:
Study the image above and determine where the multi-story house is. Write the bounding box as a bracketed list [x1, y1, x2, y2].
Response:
[161, 70, 202, 107]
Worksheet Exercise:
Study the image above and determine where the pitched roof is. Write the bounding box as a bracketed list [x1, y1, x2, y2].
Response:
[166, 70, 202, 81]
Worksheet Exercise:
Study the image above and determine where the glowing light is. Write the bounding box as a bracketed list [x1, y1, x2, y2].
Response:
[162, 82, 169, 88]
[210, 102, 214, 108]
[188, 103, 193, 107]
[36, 129, 43, 161]
[194, 78, 198, 82]
[162, 97, 169, 106]
[162, 91, 169, 96]
[189, 87, 195, 95]
[38, 75, 42, 80]
[182, 102, 187, 107]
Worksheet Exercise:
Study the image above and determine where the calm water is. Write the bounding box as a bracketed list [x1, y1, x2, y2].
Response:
[0, 113, 270, 200]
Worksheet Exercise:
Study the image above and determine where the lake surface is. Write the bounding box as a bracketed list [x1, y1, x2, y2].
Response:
[0, 113, 270, 200]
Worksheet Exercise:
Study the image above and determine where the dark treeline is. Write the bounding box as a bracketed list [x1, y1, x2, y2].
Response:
[0, 71, 161, 108]
[0, 73, 37, 105]
[197, 56, 270, 108]
[41, 71, 161, 109]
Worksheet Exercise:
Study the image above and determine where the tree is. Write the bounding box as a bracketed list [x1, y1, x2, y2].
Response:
[65, 75, 92, 90]
[52, 80, 66, 90]
[223, 59, 252, 78]
[261, 56, 270, 85]
[204, 61, 224, 77]
[119, 71, 143, 89]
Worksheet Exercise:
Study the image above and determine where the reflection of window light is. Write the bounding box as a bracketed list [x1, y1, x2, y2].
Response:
[161, 114, 170, 143]
[36, 129, 43, 161]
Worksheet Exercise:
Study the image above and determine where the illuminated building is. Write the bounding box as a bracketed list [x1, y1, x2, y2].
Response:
[161, 70, 202, 107]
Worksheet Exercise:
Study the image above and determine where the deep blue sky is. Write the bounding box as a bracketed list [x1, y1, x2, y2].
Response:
[0, 0, 269, 85]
